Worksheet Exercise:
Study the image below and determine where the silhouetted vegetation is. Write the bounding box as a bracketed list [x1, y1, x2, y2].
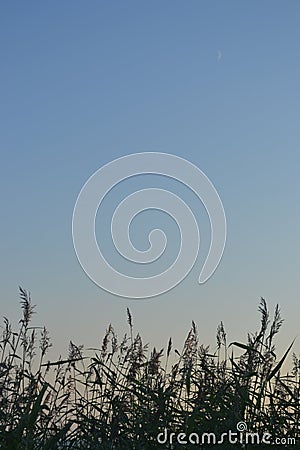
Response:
[0, 288, 299, 449]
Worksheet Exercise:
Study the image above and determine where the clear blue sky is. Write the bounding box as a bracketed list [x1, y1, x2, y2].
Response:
[1, 1, 299, 364]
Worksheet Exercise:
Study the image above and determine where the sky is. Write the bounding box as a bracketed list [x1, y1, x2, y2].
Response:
[1, 1, 299, 367]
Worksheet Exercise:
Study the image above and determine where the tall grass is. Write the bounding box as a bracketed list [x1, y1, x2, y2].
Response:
[0, 288, 299, 449]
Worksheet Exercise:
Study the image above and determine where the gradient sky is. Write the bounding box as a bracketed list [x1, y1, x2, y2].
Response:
[1, 1, 299, 367]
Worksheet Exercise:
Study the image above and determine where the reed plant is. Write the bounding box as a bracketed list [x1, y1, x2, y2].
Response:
[0, 288, 299, 449]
